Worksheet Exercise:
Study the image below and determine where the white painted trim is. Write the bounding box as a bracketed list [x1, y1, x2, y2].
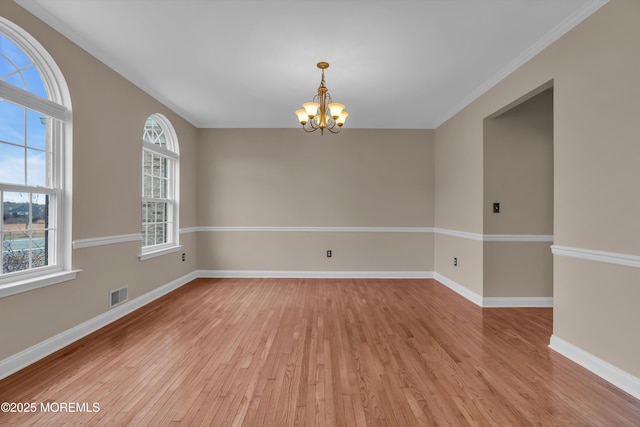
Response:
[433, 273, 483, 307]
[549, 334, 640, 401]
[0, 80, 68, 120]
[180, 227, 199, 234]
[68, 227, 556, 249]
[482, 297, 553, 308]
[434, 274, 553, 308]
[197, 270, 434, 279]
[141, 113, 180, 253]
[0, 183, 57, 195]
[14, 0, 195, 127]
[433, 227, 484, 241]
[435, 228, 553, 243]
[0, 16, 72, 118]
[0, 269, 80, 299]
[431, 0, 608, 128]
[77, 231, 640, 276]
[138, 245, 183, 261]
[0, 271, 197, 381]
[195, 226, 434, 233]
[72, 234, 142, 249]
[483, 234, 553, 243]
[143, 139, 179, 160]
[0, 16, 74, 287]
[552, 245, 640, 269]
[195, 226, 552, 243]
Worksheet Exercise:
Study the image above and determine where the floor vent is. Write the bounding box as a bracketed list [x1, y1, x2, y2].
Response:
[110, 286, 128, 308]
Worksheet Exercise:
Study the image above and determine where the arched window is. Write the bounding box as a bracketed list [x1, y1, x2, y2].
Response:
[0, 18, 73, 295]
[140, 114, 180, 259]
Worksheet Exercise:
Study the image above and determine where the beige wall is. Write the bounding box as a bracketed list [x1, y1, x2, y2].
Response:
[482, 89, 554, 298]
[483, 242, 552, 298]
[196, 129, 435, 272]
[554, 257, 640, 377]
[198, 231, 433, 272]
[433, 89, 486, 296]
[434, 110, 484, 234]
[434, 234, 483, 296]
[549, 0, 640, 377]
[0, 2, 199, 360]
[436, 0, 640, 377]
[197, 129, 434, 227]
[551, 2, 640, 255]
[483, 89, 553, 236]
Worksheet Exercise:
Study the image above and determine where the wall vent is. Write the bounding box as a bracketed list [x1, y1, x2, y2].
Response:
[110, 286, 128, 308]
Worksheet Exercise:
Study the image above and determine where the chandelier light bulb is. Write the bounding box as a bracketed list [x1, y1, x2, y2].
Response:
[295, 109, 308, 124]
[303, 102, 320, 118]
[336, 111, 349, 126]
[328, 103, 345, 119]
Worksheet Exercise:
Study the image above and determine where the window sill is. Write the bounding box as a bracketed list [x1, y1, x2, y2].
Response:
[138, 245, 183, 261]
[0, 269, 81, 299]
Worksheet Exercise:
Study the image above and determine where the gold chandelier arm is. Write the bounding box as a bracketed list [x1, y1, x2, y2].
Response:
[326, 120, 342, 133]
[302, 120, 318, 132]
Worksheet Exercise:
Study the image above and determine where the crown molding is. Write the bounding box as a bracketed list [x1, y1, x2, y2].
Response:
[432, 0, 609, 127]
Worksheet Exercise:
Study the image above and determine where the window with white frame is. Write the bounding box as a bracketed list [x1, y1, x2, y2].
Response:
[0, 18, 73, 292]
[140, 114, 180, 258]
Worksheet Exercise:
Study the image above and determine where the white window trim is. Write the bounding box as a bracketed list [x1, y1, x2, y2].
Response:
[0, 18, 75, 298]
[138, 244, 183, 261]
[0, 80, 67, 120]
[0, 269, 79, 299]
[139, 114, 180, 260]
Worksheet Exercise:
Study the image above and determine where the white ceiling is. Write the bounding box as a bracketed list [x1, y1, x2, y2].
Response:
[16, 0, 606, 129]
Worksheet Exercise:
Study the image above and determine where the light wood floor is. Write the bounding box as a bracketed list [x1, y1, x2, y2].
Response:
[0, 278, 638, 426]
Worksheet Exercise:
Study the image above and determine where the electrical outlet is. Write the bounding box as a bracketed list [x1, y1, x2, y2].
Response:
[182, 253, 186, 262]
[327, 250, 332, 258]
[453, 257, 458, 267]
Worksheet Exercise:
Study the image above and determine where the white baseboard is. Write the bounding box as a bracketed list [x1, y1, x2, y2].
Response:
[197, 270, 434, 279]
[549, 334, 640, 400]
[434, 273, 484, 306]
[434, 274, 553, 308]
[483, 296, 553, 308]
[0, 271, 197, 381]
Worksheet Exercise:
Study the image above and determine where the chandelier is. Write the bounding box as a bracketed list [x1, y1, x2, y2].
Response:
[295, 62, 348, 134]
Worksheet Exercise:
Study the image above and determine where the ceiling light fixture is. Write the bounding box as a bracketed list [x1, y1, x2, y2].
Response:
[295, 62, 348, 135]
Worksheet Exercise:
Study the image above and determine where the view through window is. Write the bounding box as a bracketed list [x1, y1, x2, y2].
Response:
[141, 115, 179, 253]
[0, 32, 56, 276]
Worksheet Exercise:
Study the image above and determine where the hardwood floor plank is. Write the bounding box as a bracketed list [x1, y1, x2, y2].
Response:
[304, 383, 316, 427]
[315, 366, 327, 427]
[0, 278, 639, 426]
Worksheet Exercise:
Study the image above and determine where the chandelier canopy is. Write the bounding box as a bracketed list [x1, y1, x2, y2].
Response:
[295, 62, 348, 134]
